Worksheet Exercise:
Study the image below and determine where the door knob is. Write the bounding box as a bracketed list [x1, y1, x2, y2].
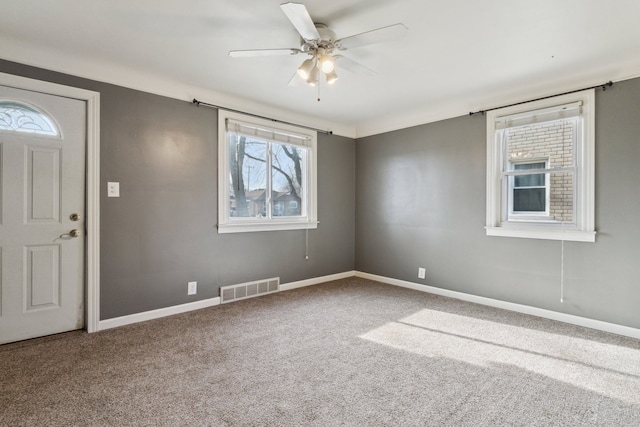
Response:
[60, 229, 81, 238]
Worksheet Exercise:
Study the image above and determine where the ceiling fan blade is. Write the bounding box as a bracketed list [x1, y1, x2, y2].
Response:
[229, 48, 301, 58]
[280, 2, 320, 41]
[288, 72, 303, 87]
[335, 23, 408, 50]
[335, 56, 376, 76]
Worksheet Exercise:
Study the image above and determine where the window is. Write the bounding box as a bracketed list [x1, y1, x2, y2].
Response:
[486, 90, 595, 242]
[218, 110, 317, 233]
[0, 100, 59, 136]
[509, 161, 549, 217]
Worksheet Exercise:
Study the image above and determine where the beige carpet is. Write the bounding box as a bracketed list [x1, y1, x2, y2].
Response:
[1, 277, 639, 426]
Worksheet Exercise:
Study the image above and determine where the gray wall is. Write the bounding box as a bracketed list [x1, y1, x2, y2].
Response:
[4, 56, 639, 331]
[0, 60, 356, 320]
[356, 77, 640, 329]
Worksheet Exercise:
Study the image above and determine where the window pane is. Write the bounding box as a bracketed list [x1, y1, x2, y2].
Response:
[514, 163, 545, 187]
[514, 173, 545, 188]
[228, 134, 267, 218]
[506, 119, 575, 168]
[271, 142, 304, 217]
[514, 188, 545, 212]
[0, 101, 59, 136]
[514, 162, 545, 170]
[513, 162, 545, 188]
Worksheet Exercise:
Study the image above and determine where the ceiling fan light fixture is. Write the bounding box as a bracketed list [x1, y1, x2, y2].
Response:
[297, 58, 315, 80]
[229, 3, 407, 100]
[325, 69, 339, 85]
[307, 66, 319, 86]
[319, 54, 335, 73]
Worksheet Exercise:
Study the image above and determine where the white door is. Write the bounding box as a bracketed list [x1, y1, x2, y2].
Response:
[0, 85, 86, 345]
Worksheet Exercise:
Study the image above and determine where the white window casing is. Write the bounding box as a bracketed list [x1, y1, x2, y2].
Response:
[486, 90, 595, 242]
[218, 110, 318, 233]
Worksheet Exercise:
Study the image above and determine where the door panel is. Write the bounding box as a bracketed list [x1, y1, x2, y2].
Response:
[0, 85, 86, 344]
[28, 147, 61, 222]
[25, 244, 60, 310]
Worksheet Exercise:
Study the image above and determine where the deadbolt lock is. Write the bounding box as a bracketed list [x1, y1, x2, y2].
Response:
[70, 213, 80, 221]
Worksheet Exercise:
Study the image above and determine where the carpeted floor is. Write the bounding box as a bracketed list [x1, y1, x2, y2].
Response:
[1, 277, 639, 426]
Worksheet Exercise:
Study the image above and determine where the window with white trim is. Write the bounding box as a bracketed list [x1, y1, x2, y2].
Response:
[486, 90, 595, 242]
[218, 110, 317, 233]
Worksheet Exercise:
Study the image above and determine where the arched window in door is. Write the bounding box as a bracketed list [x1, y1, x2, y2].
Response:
[0, 100, 59, 136]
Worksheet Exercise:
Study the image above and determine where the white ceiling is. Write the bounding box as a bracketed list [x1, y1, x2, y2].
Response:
[2, 0, 640, 137]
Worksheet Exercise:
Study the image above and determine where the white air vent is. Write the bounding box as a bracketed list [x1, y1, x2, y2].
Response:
[220, 277, 280, 304]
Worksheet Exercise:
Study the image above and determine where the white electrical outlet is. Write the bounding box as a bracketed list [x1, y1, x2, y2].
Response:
[188, 281, 197, 295]
[418, 267, 426, 279]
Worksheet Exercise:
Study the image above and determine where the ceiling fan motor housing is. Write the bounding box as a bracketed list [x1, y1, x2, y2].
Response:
[316, 24, 336, 44]
[301, 24, 337, 52]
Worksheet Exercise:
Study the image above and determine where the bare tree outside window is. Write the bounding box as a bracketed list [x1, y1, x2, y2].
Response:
[228, 134, 304, 218]
[272, 143, 303, 216]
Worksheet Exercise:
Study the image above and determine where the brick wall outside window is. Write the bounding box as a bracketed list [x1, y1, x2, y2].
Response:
[506, 119, 574, 222]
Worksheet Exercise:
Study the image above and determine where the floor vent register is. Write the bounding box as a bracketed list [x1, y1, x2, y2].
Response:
[220, 277, 280, 304]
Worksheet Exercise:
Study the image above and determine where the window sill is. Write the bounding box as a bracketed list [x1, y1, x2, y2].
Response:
[485, 226, 596, 242]
[218, 220, 318, 234]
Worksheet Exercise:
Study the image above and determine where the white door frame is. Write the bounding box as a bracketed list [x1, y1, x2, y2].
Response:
[0, 72, 100, 333]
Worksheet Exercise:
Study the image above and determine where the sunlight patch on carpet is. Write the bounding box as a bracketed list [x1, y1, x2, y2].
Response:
[360, 309, 640, 405]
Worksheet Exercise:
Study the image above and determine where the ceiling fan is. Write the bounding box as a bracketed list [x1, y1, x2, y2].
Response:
[229, 2, 407, 89]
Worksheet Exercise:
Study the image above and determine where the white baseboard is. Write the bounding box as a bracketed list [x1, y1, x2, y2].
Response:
[279, 271, 356, 291]
[99, 297, 221, 331]
[355, 271, 640, 340]
[97, 270, 640, 340]
[98, 271, 356, 331]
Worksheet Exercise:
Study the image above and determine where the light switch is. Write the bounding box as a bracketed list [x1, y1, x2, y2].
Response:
[107, 182, 120, 197]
